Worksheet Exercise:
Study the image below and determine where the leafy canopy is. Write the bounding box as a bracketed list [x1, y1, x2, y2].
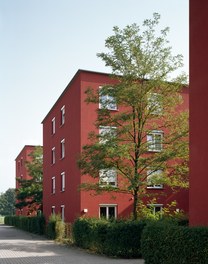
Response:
[78, 13, 188, 220]
[15, 146, 43, 214]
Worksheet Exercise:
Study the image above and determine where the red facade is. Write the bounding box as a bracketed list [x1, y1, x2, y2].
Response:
[42, 70, 189, 223]
[189, 0, 208, 226]
[15, 145, 37, 216]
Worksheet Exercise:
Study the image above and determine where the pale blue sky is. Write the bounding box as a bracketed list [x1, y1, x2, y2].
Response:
[0, 0, 189, 193]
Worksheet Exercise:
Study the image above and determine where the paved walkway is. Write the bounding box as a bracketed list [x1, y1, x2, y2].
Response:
[0, 224, 144, 264]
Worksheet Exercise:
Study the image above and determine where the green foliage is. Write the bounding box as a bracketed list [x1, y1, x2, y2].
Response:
[4, 215, 45, 235]
[72, 218, 145, 258]
[141, 221, 208, 264]
[46, 214, 65, 241]
[15, 146, 43, 214]
[78, 13, 189, 220]
[0, 188, 15, 216]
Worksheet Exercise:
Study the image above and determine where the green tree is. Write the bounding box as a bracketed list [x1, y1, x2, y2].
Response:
[78, 13, 189, 220]
[0, 188, 15, 215]
[15, 146, 43, 215]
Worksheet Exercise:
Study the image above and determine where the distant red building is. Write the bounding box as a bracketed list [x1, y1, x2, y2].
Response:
[15, 145, 37, 216]
[189, 0, 208, 226]
[42, 69, 189, 223]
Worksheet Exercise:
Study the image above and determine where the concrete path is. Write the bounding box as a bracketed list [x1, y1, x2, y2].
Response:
[0, 224, 145, 264]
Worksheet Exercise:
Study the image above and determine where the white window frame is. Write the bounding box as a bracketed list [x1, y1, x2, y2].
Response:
[51, 147, 55, 164]
[99, 126, 117, 144]
[99, 86, 117, 110]
[99, 204, 117, 219]
[61, 105, 65, 125]
[147, 204, 163, 215]
[99, 169, 117, 187]
[147, 92, 162, 115]
[147, 130, 163, 152]
[61, 205, 65, 221]
[51, 117, 55, 135]
[147, 169, 163, 189]
[61, 171, 65, 192]
[52, 177, 55, 194]
[51, 206, 55, 215]
[60, 139, 65, 159]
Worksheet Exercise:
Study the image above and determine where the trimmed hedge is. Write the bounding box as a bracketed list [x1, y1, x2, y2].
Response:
[141, 221, 208, 264]
[46, 214, 65, 241]
[4, 215, 45, 235]
[72, 218, 145, 258]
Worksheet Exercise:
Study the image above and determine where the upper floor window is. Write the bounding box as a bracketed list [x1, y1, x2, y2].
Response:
[51, 117, 55, 135]
[99, 86, 117, 110]
[61, 105, 65, 126]
[99, 126, 117, 144]
[147, 169, 163, 189]
[147, 130, 163, 152]
[99, 169, 117, 187]
[99, 204, 117, 219]
[51, 147, 55, 164]
[51, 176, 55, 194]
[61, 171, 65, 192]
[147, 93, 162, 115]
[60, 139, 65, 159]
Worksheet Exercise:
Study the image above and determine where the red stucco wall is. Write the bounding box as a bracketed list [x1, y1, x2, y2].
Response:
[189, 0, 208, 226]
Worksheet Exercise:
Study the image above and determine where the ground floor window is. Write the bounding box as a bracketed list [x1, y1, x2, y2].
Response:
[61, 205, 65, 221]
[99, 204, 117, 219]
[51, 206, 55, 215]
[147, 204, 163, 216]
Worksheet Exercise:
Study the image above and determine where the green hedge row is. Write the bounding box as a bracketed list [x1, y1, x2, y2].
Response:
[141, 221, 208, 264]
[4, 215, 45, 235]
[72, 218, 146, 258]
[46, 213, 65, 240]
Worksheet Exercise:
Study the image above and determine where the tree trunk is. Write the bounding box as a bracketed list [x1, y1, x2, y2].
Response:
[133, 189, 138, 220]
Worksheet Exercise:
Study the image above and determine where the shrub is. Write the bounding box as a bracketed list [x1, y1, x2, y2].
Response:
[72, 218, 145, 258]
[4, 215, 45, 235]
[72, 217, 99, 249]
[141, 221, 208, 264]
[103, 220, 145, 258]
[46, 213, 65, 241]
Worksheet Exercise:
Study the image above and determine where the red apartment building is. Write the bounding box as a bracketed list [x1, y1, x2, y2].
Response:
[189, 0, 208, 226]
[15, 145, 37, 216]
[42, 69, 189, 223]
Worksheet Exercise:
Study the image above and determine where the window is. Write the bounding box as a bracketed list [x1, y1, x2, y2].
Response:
[51, 177, 55, 194]
[147, 130, 163, 152]
[99, 204, 117, 219]
[61, 171, 65, 192]
[147, 169, 163, 189]
[61, 105, 65, 125]
[51, 117, 55, 135]
[60, 139, 65, 159]
[99, 126, 117, 144]
[61, 205, 65, 221]
[99, 86, 117, 110]
[51, 147, 55, 164]
[147, 93, 162, 115]
[51, 206, 55, 215]
[99, 169, 117, 187]
[147, 204, 163, 215]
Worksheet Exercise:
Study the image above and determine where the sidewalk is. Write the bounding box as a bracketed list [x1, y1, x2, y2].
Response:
[0, 224, 145, 264]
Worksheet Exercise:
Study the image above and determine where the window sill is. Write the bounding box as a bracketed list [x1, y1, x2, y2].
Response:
[147, 187, 164, 190]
